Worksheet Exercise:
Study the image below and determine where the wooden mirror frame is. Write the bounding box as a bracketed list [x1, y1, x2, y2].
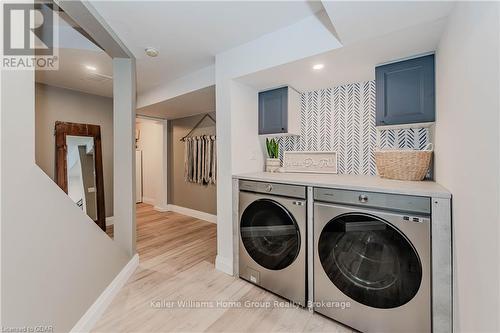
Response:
[55, 121, 106, 231]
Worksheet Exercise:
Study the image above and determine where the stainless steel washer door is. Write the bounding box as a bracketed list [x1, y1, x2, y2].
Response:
[239, 190, 307, 306]
[240, 198, 300, 271]
[314, 202, 431, 333]
[318, 212, 422, 309]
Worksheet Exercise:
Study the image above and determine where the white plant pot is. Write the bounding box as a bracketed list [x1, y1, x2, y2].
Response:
[266, 158, 281, 173]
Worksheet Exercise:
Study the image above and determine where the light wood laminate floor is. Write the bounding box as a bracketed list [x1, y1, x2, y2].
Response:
[93, 203, 352, 333]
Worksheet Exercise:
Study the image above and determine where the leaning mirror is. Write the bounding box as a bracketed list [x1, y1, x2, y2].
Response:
[35, 3, 114, 238]
[55, 122, 106, 231]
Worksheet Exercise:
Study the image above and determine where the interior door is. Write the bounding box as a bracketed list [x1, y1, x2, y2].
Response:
[135, 150, 142, 203]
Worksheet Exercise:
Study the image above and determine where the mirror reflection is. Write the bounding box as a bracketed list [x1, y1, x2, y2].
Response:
[54, 122, 106, 231]
[34, 4, 114, 238]
[66, 135, 97, 221]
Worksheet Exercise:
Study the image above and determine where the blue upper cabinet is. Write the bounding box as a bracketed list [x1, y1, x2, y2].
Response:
[259, 86, 300, 136]
[376, 54, 435, 126]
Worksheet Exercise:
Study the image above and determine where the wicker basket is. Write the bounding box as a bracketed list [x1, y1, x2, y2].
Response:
[375, 145, 433, 181]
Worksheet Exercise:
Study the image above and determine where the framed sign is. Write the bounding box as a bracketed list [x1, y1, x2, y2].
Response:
[283, 151, 338, 174]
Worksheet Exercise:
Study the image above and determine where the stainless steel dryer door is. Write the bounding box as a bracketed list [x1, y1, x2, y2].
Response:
[239, 191, 306, 305]
[314, 202, 431, 333]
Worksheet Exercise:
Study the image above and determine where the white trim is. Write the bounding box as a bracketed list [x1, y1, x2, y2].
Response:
[375, 122, 435, 131]
[153, 204, 169, 212]
[157, 204, 217, 224]
[431, 198, 453, 332]
[136, 114, 166, 122]
[105, 216, 114, 226]
[70, 254, 139, 333]
[142, 196, 156, 205]
[376, 51, 435, 67]
[306, 186, 314, 310]
[215, 255, 233, 276]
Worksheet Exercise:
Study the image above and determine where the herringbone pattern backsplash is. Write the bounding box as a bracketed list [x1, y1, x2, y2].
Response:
[278, 81, 430, 175]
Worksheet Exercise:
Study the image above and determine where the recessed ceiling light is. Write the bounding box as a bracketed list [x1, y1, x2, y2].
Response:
[145, 47, 159, 57]
[85, 65, 97, 71]
[313, 64, 324, 70]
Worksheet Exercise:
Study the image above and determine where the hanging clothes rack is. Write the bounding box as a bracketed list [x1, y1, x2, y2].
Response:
[180, 113, 216, 141]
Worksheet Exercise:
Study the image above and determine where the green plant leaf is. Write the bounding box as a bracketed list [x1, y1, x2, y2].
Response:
[265, 138, 279, 158]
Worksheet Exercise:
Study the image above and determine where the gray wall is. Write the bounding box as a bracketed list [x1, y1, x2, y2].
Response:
[168, 113, 217, 215]
[35, 83, 114, 217]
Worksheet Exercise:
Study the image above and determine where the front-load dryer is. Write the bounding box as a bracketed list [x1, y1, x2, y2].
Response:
[238, 180, 306, 306]
[313, 187, 431, 332]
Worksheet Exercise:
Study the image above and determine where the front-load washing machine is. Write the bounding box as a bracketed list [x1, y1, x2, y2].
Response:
[313, 187, 431, 332]
[238, 180, 306, 306]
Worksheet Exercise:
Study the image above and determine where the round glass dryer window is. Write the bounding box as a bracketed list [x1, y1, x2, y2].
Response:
[240, 199, 300, 270]
[318, 213, 422, 309]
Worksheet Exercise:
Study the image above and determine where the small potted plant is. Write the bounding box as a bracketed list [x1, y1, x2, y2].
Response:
[265, 138, 280, 172]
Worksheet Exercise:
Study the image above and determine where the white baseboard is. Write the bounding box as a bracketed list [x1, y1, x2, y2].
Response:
[215, 255, 233, 276]
[153, 204, 169, 212]
[156, 204, 217, 224]
[70, 253, 139, 333]
[142, 196, 156, 205]
[105, 216, 114, 226]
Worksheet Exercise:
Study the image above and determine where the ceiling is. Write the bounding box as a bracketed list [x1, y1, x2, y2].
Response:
[237, 15, 450, 92]
[38, 1, 457, 120]
[36, 11, 113, 97]
[137, 85, 215, 120]
[36, 48, 113, 97]
[322, 1, 455, 46]
[90, 1, 324, 95]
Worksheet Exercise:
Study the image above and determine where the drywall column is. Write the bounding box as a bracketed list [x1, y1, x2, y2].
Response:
[113, 58, 137, 256]
[215, 12, 342, 275]
[215, 77, 234, 274]
[434, 2, 500, 332]
[158, 119, 169, 210]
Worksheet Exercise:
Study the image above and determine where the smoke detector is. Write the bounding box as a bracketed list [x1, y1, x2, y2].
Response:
[145, 47, 159, 57]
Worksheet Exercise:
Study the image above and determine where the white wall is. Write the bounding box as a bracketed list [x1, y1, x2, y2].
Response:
[137, 65, 215, 108]
[1, 62, 130, 332]
[230, 81, 264, 175]
[136, 119, 164, 207]
[215, 11, 342, 274]
[434, 2, 500, 332]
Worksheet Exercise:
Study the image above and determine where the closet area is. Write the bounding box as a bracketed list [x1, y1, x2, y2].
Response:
[134, 111, 217, 221]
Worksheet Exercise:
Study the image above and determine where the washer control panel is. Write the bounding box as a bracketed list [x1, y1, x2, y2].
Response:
[314, 187, 431, 215]
[239, 180, 306, 199]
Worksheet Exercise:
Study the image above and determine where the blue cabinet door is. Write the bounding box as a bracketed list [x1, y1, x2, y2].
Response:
[259, 87, 288, 135]
[376, 55, 435, 126]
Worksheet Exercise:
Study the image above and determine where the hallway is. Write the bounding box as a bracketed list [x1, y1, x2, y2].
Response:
[93, 204, 350, 332]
